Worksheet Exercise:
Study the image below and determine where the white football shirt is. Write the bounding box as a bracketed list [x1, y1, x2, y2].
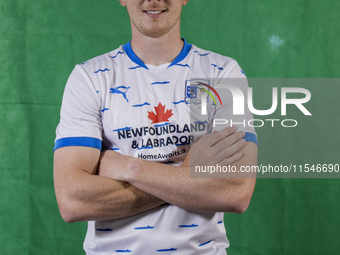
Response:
[55, 40, 257, 255]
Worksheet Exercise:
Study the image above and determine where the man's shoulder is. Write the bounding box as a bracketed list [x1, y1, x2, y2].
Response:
[190, 44, 239, 69]
[77, 45, 124, 74]
[191, 44, 237, 63]
[190, 44, 243, 77]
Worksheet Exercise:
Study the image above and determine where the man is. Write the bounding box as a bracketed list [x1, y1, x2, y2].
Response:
[54, 0, 258, 254]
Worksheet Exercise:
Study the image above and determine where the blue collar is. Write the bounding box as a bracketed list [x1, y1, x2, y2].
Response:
[123, 39, 192, 70]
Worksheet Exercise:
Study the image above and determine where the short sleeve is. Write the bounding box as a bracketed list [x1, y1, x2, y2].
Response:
[211, 61, 258, 145]
[54, 65, 103, 151]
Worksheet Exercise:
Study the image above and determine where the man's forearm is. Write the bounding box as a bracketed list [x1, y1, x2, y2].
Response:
[131, 145, 256, 213]
[54, 147, 164, 223]
[58, 171, 165, 223]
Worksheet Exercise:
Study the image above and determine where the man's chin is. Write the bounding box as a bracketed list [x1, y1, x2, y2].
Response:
[139, 28, 170, 39]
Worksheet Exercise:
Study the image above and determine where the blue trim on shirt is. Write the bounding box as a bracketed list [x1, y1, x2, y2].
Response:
[244, 132, 258, 146]
[54, 137, 102, 151]
[123, 41, 149, 70]
[167, 39, 192, 68]
[123, 39, 192, 70]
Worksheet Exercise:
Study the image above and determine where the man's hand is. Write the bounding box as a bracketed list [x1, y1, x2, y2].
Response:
[182, 126, 246, 167]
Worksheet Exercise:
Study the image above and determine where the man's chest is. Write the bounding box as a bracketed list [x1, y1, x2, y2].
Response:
[99, 71, 194, 161]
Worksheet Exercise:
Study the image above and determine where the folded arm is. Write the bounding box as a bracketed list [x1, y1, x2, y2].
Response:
[98, 127, 258, 213]
[53, 146, 165, 223]
[54, 127, 256, 223]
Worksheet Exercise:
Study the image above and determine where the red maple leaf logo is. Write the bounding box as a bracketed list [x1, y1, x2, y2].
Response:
[148, 103, 173, 124]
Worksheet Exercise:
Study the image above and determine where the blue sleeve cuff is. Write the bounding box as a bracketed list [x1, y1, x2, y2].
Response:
[54, 137, 102, 151]
[244, 132, 258, 146]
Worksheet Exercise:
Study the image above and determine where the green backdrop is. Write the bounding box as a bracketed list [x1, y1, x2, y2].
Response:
[1, 0, 339, 254]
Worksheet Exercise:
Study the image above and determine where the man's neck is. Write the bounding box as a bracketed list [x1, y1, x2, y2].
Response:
[130, 27, 184, 66]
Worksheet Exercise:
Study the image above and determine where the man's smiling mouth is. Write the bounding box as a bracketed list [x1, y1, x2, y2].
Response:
[144, 10, 167, 15]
